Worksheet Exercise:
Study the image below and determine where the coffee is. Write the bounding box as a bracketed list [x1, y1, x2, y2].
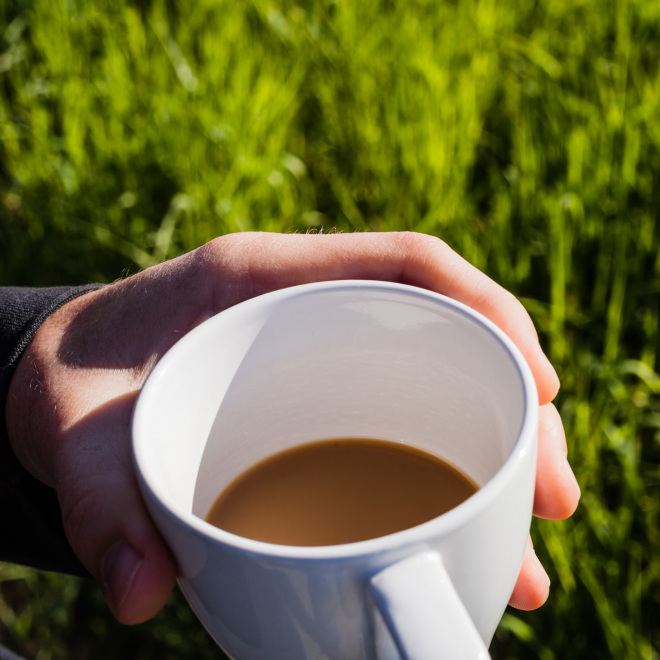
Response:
[205, 437, 479, 546]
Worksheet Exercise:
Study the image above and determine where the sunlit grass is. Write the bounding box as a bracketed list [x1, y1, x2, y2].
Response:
[1, 0, 658, 658]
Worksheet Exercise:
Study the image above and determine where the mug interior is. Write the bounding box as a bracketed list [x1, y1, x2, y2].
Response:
[133, 282, 529, 537]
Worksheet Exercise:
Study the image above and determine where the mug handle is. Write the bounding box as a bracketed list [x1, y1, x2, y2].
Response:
[369, 550, 491, 660]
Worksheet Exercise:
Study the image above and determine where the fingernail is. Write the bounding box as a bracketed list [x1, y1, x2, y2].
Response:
[536, 357, 560, 404]
[564, 456, 581, 497]
[545, 355, 560, 392]
[102, 541, 142, 612]
[531, 545, 551, 588]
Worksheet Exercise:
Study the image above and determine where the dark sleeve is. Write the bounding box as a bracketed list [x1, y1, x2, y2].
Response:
[0, 285, 102, 576]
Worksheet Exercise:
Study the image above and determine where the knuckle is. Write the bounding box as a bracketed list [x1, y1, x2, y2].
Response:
[393, 231, 448, 254]
[62, 489, 93, 531]
[60, 487, 104, 563]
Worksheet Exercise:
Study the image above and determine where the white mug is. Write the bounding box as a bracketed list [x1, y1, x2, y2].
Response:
[132, 280, 538, 660]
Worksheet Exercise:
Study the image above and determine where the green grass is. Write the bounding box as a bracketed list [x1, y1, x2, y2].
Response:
[1, 0, 658, 658]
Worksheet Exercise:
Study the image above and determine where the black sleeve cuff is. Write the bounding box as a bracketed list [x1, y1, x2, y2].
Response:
[0, 285, 102, 576]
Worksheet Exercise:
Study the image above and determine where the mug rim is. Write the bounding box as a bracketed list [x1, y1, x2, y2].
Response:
[131, 280, 539, 561]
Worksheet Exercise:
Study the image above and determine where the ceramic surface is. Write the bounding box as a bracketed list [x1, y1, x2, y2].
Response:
[132, 281, 539, 660]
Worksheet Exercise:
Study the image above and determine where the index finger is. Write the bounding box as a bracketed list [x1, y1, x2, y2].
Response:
[209, 231, 560, 404]
[394, 233, 560, 405]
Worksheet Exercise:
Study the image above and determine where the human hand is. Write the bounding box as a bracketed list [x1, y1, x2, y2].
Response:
[6, 232, 580, 624]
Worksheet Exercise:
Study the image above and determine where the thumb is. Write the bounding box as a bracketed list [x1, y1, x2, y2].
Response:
[54, 392, 177, 624]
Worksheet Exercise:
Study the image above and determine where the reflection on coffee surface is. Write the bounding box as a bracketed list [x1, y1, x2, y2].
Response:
[205, 437, 479, 546]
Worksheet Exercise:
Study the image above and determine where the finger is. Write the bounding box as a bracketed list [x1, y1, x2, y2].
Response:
[205, 232, 560, 405]
[54, 392, 177, 624]
[387, 233, 561, 405]
[508, 536, 550, 610]
[533, 403, 581, 520]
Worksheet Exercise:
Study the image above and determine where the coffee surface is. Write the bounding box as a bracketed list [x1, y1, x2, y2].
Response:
[205, 437, 479, 546]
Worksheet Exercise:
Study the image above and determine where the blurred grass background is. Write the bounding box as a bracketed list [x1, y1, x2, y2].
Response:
[0, 0, 658, 657]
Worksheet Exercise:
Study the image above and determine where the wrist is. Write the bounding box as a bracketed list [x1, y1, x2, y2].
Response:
[5, 287, 104, 485]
